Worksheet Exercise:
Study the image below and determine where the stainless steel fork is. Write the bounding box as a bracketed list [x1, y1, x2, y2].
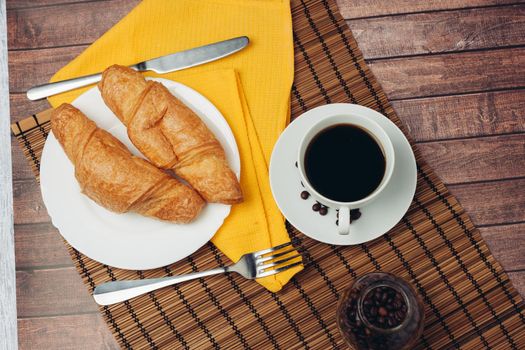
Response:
[93, 242, 302, 305]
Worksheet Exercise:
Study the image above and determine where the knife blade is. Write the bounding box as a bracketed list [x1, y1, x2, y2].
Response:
[26, 36, 249, 101]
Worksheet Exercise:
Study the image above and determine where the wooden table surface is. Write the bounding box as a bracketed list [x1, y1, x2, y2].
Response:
[6, 0, 525, 348]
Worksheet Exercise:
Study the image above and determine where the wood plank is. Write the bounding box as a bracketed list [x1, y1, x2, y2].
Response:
[18, 313, 118, 350]
[418, 134, 525, 184]
[449, 178, 525, 226]
[7, 0, 138, 49]
[507, 271, 525, 300]
[336, 0, 525, 19]
[13, 132, 525, 185]
[8, 47, 525, 102]
[10, 93, 50, 122]
[11, 137, 35, 179]
[9, 46, 525, 105]
[392, 89, 525, 142]
[347, 5, 525, 59]
[0, 0, 17, 348]
[11, 218, 525, 278]
[480, 223, 525, 272]
[13, 175, 525, 225]
[8, 45, 85, 93]
[14, 223, 72, 268]
[13, 176, 525, 227]
[9, 88, 525, 144]
[13, 179, 49, 225]
[6, 0, 107, 10]
[16, 267, 97, 317]
[369, 47, 525, 100]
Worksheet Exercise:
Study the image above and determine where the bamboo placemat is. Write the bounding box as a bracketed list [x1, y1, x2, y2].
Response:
[12, 0, 525, 348]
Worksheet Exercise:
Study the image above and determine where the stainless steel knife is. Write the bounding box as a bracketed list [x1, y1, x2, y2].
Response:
[26, 36, 249, 101]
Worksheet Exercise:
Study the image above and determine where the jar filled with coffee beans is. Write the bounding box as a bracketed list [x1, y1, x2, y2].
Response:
[336, 272, 425, 350]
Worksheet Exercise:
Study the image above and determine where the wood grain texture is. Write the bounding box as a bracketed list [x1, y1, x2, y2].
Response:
[7, 0, 138, 49]
[9, 45, 525, 100]
[336, 0, 525, 19]
[14, 223, 72, 268]
[6, 0, 106, 10]
[12, 177, 525, 228]
[480, 223, 525, 271]
[10, 137, 34, 179]
[0, 0, 18, 348]
[16, 267, 97, 317]
[418, 134, 525, 184]
[348, 5, 525, 59]
[369, 47, 525, 100]
[507, 271, 525, 301]
[10, 93, 50, 122]
[9, 88, 525, 152]
[18, 314, 118, 350]
[11, 221, 525, 272]
[13, 179, 48, 225]
[449, 178, 525, 226]
[392, 89, 525, 141]
[8, 45, 85, 93]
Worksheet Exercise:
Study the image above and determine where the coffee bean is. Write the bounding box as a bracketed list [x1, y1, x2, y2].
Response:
[370, 306, 378, 316]
[397, 310, 406, 319]
[381, 293, 388, 303]
[300, 191, 310, 200]
[295, 161, 298, 168]
[319, 207, 328, 215]
[378, 307, 388, 317]
[312, 203, 321, 211]
[350, 209, 362, 221]
[335, 220, 339, 225]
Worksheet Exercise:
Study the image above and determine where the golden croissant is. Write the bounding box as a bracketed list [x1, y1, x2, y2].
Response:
[98, 65, 243, 204]
[51, 103, 205, 223]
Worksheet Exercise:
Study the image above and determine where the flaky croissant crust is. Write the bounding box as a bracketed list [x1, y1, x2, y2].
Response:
[51, 103, 205, 223]
[99, 65, 243, 205]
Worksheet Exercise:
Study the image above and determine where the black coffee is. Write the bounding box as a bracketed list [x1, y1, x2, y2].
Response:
[304, 124, 385, 202]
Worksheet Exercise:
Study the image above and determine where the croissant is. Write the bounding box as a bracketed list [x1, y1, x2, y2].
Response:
[98, 65, 243, 204]
[51, 103, 205, 223]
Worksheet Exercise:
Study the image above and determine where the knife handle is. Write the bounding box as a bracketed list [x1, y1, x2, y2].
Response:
[26, 72, 103, 101]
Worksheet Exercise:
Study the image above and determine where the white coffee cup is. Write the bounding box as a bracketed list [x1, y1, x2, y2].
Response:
[297, 110, 395, 235]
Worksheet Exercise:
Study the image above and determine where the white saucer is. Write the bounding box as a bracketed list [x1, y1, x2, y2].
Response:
[41, 78, 240, 270]
[269, 104, 417, 245]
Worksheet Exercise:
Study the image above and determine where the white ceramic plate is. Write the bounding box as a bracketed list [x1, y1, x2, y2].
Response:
[269, 104, 417, 245]
[41, 78, 240, 270]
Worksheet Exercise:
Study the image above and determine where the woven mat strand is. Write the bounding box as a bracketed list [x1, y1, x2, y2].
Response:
[12, 0, 525, 348]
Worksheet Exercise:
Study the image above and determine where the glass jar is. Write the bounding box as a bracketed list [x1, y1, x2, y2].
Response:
[336, 272, 425, 350]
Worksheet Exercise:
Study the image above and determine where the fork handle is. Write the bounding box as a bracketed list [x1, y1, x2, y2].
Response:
[93, 267, 227, 306]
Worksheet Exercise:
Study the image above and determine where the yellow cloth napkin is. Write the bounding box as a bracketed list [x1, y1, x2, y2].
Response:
[48, 0, 301, 291]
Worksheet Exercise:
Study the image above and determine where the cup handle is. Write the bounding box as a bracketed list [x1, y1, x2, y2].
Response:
[338, 207, 351, 235]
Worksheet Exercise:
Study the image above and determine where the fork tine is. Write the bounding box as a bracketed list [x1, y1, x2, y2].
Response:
[257, 248, 297, 263]
[253, 242, 292, 257]
[257, 261, 303, 278]
[258, 254, 301, 271]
